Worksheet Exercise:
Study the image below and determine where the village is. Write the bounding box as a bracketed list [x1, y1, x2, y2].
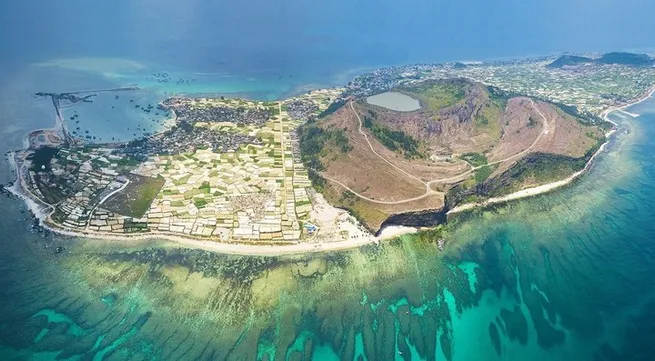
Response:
[21, 55, 655, 248]
[346, 56, 655, 114]
[20, 87, 377, 245]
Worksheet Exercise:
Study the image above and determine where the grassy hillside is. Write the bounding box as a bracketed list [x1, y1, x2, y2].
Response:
[363, 109, 422, 158]
[399, 81, 467, 111]
[299, 78, 608, 231]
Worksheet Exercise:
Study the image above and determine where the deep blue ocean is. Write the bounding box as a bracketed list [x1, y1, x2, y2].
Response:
[2, 0, 655, 360]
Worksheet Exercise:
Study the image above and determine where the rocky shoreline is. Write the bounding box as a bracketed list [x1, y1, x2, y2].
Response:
[376, 85, 655, 235]
[5, 82, 654, 256]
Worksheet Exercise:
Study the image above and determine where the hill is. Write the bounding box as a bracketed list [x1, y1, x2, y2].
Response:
[548, 52, 654, 68]
[596, 52, 655, 66]
[546, 55, 594, 68]
[299, 79, 607, 232]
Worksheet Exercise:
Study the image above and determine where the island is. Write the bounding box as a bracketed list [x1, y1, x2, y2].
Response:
[6, 52, 655, 254]
[301, 78, 609, 231]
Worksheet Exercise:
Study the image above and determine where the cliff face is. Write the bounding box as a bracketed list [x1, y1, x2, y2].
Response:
[444, 151, 594, 210]
[356, 140, 601, 234]
[481, 152, 591, 196]
[377, 208, 447, 236]
[301, 77, 607, 234]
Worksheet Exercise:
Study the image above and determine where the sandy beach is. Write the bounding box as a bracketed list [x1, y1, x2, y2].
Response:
[7, 85, 655, 256]
[7, 149, 381, 256]
[449, 85, 655, 216]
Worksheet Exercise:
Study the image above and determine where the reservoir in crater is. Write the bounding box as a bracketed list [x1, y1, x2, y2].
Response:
[366, 91, 421, 111]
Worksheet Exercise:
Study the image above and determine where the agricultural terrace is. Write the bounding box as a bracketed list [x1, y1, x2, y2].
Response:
[32, 88, 349, 244]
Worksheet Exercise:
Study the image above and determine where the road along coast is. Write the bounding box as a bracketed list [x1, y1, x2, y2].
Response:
[7, 84, 654, 256]
[448, 85, 655, 216]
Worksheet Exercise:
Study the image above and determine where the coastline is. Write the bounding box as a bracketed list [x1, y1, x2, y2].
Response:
[6, 181, 379, 257]
[448, 84, 655, 216]
[7, 85, 654, 256]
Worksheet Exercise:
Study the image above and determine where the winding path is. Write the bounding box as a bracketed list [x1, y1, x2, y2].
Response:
[322, 99, 550, 205]
[351, 101, 427, 186]
[85, 178, 131, 230]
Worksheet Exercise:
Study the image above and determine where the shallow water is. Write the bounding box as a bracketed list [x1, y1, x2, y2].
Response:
[1, 61, 655, 360]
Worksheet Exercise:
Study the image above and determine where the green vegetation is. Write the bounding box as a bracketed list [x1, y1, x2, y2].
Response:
[546, 55, 594, 69]
[173, 174, 192, 186]
[369, 124, 420, 158]
[400, 224, 445, 246]
[448, 134, 604, 206]
[339, 190, 357, 206]
[114, 156, 141, 167]
[103, 174, 166, 218]
[122, 219, 149, 233]
[27, 146, 59, 171]
[307, 168, 326, 191]
[475, 116, 489, 126]
[34, 175, 67, 203]
[536, 100, 606, 127]
[476, 97, 504, 137]
[474, 166, 492, 183]
[487, 86, 516, 109]
[199, 181, 211, 193]
[493, 154, 585, 195]
[298, 125, 353, 173]
[333, 131, 352, 153]
[474, 164, 498, 183]
[460, 153, 488, 167]
[342, 200, 389, 232]
[402, 81, 466, 111]
[596, 52, 654, 66]
[484, 137, 603, 197]
[363, 111, 421, 158]
[317, 99, 346, 119]
[194, 199, 208, 208]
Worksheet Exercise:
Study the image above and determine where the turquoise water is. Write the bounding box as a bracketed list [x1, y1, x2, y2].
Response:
[1, 62, 655, 360]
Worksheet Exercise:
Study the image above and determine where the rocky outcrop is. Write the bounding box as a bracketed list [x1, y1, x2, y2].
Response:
[377, 207, 447, 236]
[480, 152, 588, 197]
[547, 52, 654, 69]
[444, 151, 594, 211]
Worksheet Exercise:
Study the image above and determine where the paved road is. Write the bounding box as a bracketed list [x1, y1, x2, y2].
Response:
[85, 179, 131, 230]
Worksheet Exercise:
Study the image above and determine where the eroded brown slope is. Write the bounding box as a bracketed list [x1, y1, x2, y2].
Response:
[301, 79, 607, 232]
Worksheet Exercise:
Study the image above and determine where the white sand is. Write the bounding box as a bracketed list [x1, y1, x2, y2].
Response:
[449, 85, 655, 216]
[9, 86, 655, 256]
[377, 225, 418, 240]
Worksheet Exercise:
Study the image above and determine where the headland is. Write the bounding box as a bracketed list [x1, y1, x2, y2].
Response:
[6, 52, 655, 255]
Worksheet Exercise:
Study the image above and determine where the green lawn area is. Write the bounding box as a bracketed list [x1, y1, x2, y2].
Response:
[173, 174, 192, 186]
[460, 153, 488, 167]
[103, 174, 166, 218]
[403, 81, 466, 111]
[474, 164, 498, 183]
